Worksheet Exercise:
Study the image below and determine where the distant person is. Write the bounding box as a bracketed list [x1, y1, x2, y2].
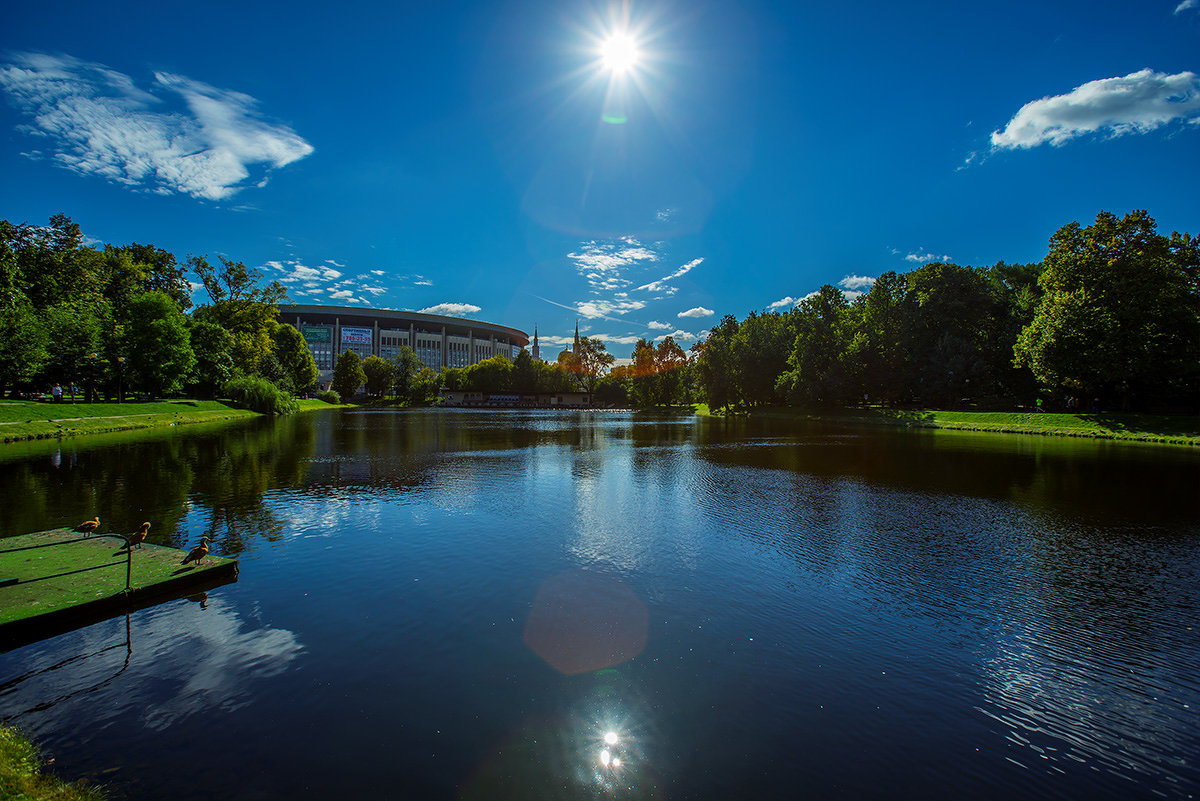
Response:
[52, 383, 62, 403]
[1091, 397, 1100, 413]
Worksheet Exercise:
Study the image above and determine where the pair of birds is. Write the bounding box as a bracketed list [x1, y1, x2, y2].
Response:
[77, 516, 212, 565]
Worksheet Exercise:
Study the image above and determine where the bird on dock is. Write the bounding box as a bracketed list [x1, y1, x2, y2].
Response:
[75, 517, 100, 533]
[181, 536, 211, 566]
[126, 521, 151, 550]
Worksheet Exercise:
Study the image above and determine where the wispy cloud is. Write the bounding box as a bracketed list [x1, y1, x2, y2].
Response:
[678, 307, 714, 319]
[647, 320, 672, 330]
[568, 238, 659, 293]
[636, 257, 703, 294]
[0, 52, 313, 200]
[265, 259, 383, 305]
[768, 290, 820, 310]
[991, 69, 1200, 150]
[577, 299, 647, 318]
[418, 302, 481, 316]
[1175, 0, 1198, 14]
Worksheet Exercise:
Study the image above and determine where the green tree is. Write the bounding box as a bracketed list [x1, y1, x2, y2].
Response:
[856, 271, 908, 405]
[188, 320, 236, 397]
[41, 303, 103, 388]
[123, 291, 196, 397]
[0, 303, 48, 397]
[362, 355, 394, 398]
[693, 314, 739, 412]
[411, 366, 443, 404]
[559, 337, 614, 393]
[511, 348, 538, 394]
[1015, 210, 1200, 408]
[392, 345, 423, 402]
[903, 262, 995, 407]
[190, 255, 287, 373]
[461, 355, 513, 393]
[777, 286, 854, 406]
[331, 350, 366, 400]
[272, 325, 319, 394]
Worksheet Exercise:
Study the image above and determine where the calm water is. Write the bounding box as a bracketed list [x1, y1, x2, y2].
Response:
[1, 410, 1198, 800]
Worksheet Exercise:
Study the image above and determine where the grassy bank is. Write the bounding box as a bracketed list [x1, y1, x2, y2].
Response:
[694, 404, 1200, 446]
[0, 398, 348, 444]
[0, 724, 106, 800]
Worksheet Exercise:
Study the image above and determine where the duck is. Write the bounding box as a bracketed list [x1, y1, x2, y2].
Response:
[181, 536, 211, 566]
[75, 517, 100, 533]
[126, 521, 151, 550]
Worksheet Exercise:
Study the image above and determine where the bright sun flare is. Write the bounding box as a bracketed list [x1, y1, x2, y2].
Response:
[600, 33, 639, 74]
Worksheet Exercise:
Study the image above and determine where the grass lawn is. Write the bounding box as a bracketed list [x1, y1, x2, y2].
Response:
[694, 404, 1200, 446]
[0, 398, 347, 444]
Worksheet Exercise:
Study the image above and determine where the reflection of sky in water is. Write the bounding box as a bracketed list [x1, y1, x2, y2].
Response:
[3, 411, 1199, 800]
[979, 611, 1200, 794]
[0, 595, 301, 737]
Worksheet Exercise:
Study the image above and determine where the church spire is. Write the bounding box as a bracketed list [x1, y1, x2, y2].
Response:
[573, 321, 580, 354]
[531, 325, 540, 361]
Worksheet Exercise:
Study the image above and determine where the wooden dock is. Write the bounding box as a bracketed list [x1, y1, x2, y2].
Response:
[0, 528, 238, 650]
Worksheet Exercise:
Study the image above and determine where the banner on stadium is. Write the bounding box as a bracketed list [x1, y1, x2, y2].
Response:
[340, 326, 373, 345]
[301, 326, 330, 343]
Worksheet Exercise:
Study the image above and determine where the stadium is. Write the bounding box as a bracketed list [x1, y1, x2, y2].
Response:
[276, 304, 529, 380]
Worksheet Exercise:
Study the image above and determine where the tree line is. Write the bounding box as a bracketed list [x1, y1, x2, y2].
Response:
[4, 209, 1195, 414]
[691, 211, 1197, 413]
[0, 215, 317, 412]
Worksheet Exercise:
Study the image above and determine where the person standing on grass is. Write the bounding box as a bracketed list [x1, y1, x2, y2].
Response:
[52, 383, 62, 403]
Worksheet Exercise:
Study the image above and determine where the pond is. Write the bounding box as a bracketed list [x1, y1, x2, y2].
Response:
[1, 409, 1198, 800]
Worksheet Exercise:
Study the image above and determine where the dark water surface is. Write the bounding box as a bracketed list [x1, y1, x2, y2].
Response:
[1, 410, 1198, 800]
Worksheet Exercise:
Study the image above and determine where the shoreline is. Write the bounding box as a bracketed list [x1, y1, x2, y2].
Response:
[0, 399, 346, 445]
[693, 405, 1200, 447]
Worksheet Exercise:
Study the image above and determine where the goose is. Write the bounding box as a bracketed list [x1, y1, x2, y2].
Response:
[181, 536, 211, 566]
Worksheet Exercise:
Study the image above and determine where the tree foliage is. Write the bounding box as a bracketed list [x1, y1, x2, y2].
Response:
[332, 350, 367, 400]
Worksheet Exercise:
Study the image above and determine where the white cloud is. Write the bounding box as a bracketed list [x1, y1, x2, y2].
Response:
[904, 250, 952, 264]
[991, 69, 1200, 150]
[839, 274, 876, 291]
[414, 278, 433, 286]
[326, 259, 346, 267]
[656, 208, 674, 221]
[1175, 0, 1197, 13]
[0, 52, 313, 200]
[647, 320, 672, 330]
[419, 302, 481, 316]
[678, 307, 714, 319]
[370, 269, 384, 276]
[636, 257, 703, 294]
[769, 290, 824, 309]
[653, 329, 698, 343]
[329, 289, 353, 300]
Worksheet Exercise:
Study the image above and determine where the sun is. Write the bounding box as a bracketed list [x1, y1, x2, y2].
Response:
[599, 32, 640, 75]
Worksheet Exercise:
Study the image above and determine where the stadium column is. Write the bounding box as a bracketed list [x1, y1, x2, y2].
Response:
[441, 326, 447, 369]
[374, 319, 379, 357]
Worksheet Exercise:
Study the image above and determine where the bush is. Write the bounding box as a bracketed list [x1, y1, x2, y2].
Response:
[223, 375, 299, 415]
[315, 389, 340, 404]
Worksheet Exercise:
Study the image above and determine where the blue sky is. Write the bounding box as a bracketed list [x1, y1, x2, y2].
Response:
[3, 0, 1198, 357]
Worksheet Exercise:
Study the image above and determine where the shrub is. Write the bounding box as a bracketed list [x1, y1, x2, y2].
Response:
[315, 389, 340, 404]
[223, 375, 298, 415]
